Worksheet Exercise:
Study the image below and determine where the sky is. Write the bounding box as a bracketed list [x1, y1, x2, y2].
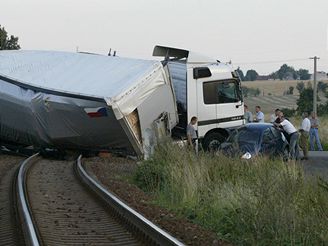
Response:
[1, 0, 328, 74]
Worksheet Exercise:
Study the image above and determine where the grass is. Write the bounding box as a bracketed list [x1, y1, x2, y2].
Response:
[134, 143, 328, 245]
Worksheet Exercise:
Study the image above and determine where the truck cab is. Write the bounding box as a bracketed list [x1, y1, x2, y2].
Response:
[153, 46, 244, 150]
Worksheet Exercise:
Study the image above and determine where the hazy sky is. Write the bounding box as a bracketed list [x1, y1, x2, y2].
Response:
[1, 0, 328, 74]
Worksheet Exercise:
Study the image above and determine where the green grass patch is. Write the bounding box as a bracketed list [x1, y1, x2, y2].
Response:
[134, 142, 328, 245]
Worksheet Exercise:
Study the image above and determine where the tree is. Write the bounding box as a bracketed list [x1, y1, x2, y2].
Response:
[244, 69, 258, 81]
[254, 88, 261, 97]
[318, 81, 328, 93]
[236, 67, 245, 81]
[0, 25, 20, 50]
[241, 86, 248, 97]
[269, 72, 279, 80]
[298, 69, 311, 80]
[276, 64, 297, 80]
[297, 87, 313, 113]
[296, 81, 305, 94]
[287, 86, 294, 95]
[296, 82, 321, 113]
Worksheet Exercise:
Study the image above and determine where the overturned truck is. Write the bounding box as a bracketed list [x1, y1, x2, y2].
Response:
[0, 50, 178, 157]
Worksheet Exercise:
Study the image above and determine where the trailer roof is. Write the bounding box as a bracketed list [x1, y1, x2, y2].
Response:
[0, 50, 161, 101]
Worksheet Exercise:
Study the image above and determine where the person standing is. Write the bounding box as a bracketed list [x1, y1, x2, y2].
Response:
[299, 112, 311, 160]
[275, 113, 300, 160]
[309, 112, 323, 151]
[187, 116, 198, 152]
[270, 108, 280, 123]
[254, 106, 264, 123]
[244, 105, 253, 123]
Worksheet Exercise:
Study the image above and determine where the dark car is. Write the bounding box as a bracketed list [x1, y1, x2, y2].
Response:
[219, 123, 289, 160]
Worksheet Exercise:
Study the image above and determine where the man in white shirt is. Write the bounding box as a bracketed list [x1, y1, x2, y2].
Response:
[255, 106, 265, 123]
[275, 112, 299, 160]
[299, 112, 311, 160]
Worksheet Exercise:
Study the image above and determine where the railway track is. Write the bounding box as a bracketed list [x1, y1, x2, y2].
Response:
[13, 154, 184, 246]
[0, 155, 24, 246]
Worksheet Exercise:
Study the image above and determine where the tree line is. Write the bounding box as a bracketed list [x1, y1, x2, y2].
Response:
[237, 64, 312, 81]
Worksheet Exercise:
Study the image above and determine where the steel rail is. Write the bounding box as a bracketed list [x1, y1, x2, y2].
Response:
[16, 153, 40, 246]
[76, 155, 185, 246]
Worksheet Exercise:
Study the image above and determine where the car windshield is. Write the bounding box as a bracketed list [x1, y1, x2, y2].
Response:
[227, 128, 261, 146]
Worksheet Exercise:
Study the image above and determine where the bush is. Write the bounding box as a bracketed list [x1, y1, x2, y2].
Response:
[134, 143, 328, 245]
[242, 86, 261, 97]
[280, 107, 296, 118]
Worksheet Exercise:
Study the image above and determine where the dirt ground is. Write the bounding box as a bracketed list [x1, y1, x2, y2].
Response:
[0, 154, 23, 178]
[84, 156, 229, 246]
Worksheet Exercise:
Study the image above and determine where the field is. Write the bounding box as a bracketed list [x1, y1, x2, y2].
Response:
[242, 80, 309, 97]
[242, 79, 328, 116]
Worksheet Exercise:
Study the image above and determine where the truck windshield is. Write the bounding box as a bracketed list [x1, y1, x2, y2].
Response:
[203, 79, 241, 104]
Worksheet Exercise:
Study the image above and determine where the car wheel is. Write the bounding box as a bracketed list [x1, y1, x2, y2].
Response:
[203, 132, 225, 152]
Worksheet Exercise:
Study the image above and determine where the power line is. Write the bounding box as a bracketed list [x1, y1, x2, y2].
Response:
[234, 58, 309, 65]
[310, 56, 320, 115]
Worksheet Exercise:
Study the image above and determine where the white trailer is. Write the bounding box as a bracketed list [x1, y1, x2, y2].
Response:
[0, 50, 178, 158]
[153, 46, 244, 150]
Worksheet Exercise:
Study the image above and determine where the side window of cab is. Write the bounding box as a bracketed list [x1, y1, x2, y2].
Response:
[203, 80, 240, 104]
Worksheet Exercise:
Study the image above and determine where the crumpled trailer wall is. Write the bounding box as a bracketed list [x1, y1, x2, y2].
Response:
[0, 78, 134, 153]
[0, 51, 178, 156]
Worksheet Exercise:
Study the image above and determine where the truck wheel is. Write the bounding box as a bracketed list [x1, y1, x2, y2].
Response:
[203, 132, 225, 152]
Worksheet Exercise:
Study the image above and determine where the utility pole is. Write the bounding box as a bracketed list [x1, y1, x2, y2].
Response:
[310, 56, 320, 114]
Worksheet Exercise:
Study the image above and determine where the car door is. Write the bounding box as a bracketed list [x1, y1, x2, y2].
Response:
[261, 127, 286, 156]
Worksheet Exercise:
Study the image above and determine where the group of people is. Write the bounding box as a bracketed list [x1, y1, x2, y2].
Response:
[244, 105, 324, 160]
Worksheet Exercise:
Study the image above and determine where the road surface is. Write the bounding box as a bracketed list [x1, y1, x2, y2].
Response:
[301, 151, 328, 180]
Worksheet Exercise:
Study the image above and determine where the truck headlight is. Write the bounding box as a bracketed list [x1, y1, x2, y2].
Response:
[241, 152, 252, 160]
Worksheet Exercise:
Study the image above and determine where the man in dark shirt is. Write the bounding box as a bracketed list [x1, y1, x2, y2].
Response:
[309, 112, 323, 151]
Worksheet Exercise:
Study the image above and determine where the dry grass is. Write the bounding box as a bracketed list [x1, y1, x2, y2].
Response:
[135, 143, 328, 245]
[244, 95, 298, 117]
[243, 80, 321, 96]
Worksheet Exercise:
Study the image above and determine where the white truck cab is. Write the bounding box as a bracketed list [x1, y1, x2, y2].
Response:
[153, 46, 244, 150]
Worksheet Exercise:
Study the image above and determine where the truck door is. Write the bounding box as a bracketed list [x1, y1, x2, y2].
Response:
[214, 79, 243, 127]
[200, 79, 243, 150]
[196, 77, 217, 133]
[201, 79, 242, 122]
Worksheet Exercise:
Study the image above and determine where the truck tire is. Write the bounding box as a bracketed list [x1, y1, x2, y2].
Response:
[203, 132, 225, 152]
